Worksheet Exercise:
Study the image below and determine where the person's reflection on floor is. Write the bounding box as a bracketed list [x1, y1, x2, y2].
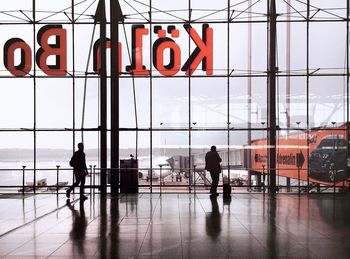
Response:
[66, 199, 87, 257]
[267, 196, 278, 258]
[206, 196, 222, 240]
[223, 195, 232, 206]
[109, 197, 120, 259]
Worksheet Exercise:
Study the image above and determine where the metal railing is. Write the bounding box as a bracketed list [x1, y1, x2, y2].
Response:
[0, 165, 349, 194]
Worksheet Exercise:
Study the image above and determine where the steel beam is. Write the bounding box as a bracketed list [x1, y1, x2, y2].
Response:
[268, 0, 277, 194]
[110, 0, 124, 196]
[95, 0, 107, 196]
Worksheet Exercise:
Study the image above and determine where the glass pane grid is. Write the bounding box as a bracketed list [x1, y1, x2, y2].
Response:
[0, 0, 349, 194]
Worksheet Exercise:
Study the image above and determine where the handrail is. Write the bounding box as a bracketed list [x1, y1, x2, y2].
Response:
[0, 165, 348, 194]
[0, 166, 318, 171]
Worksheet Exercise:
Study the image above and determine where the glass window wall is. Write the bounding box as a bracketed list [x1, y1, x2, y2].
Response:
[0, 0, 349, 194]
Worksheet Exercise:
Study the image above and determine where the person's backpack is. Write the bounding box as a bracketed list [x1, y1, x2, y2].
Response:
[69, 154, 76, 167]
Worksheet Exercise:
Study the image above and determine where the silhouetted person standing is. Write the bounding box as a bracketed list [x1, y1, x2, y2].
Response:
[67, 143, 88, 200]
[205, 146, 222, 197]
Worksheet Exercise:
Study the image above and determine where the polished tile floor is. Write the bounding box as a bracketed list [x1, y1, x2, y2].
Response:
[0, 193, 350, 259]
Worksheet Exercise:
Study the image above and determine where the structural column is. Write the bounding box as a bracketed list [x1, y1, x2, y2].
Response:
[110, 0, 124, 196]
[95, 0, 107, 196]
[268, 0, 277, 194]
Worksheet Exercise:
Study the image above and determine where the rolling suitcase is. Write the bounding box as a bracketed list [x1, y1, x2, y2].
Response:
[223, 183, 231, 197]
[222, 174, 231, 198]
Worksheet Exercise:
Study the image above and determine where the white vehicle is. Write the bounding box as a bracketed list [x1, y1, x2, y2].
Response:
[138, 156, 173, 182]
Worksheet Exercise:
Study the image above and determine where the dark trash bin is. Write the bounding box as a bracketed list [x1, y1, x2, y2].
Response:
[120, 158, 138, 193]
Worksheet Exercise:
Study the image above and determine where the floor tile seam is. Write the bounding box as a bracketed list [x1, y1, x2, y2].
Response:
[177, 194, 184, 259]
[247, 193, 262, 199]
[87, 195, 123, 222]
[244, 223, 320, 259]
[228, 209, 273, 254]
[276, 217, 332, 240]
[136, 194, 161, 258]
[24, 193, 64, 202]
[3, 229, 69, 258]
[194, 194, 207, 214]
[306, 225, 337, 240]
[277, 222, 331, 239]
[10, 202, 59, 216]
[42, 210, 97, 234]
[20, 203, 65, 217]
[1, 204, 81, 257]
[0, 197, 82, 239]
[284, 228, 335, 246]
[282, 238, 333, 259]
[39, 199, 99, 230]
[19, 196, 74, 217]
[44, 238, 71, 258]
[148, 194, 161, 225]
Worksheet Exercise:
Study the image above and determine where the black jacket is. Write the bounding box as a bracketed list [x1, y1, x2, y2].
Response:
[71, 150, 87, 172]
[205, 150, 222, 173]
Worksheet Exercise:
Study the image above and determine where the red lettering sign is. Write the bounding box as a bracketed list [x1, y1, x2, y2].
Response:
[153, 26, 181, 76]
[93, 39, 122, 73]
[4, 38, 32, 77]
[36, 25, 67, 76]
[181, 24, 213, 76]
[126, 25, 150, 76]
[2, 23, 214, 77]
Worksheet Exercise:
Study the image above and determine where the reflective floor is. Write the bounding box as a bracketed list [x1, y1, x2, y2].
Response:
[0, 193, 350, 259]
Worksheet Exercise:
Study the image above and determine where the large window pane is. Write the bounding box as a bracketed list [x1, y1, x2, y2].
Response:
[118, 0, 149, 23]
[120, 131, 150, 192]
[153, 78, 189, 128]
[278, 76, 307, 128]
[74, 0, 99, 23]
[191, 0, 227, 22]
[310, 0, 347, 20]
[310, 23, 346, 74]
[36, 131, 73, 190]
[229, 77, 267, 128]
[192, 78, 227, 128]
[230, 23, 267, 75]
[36, 0, 72, 22]
[75, 78, 99, 129]
[0, 78, 33, 128]
[120, 78, 150, 129]
[152, 131, 189, 191]
[0, 2, 32, 23]
[74, 24, 99, 73]
[152, 0, 188, 22]
[277, 22, 307, 72]
[36, 78, 73, 128]
[309, 76, 346, 127]
[0, 132, 33, 191]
